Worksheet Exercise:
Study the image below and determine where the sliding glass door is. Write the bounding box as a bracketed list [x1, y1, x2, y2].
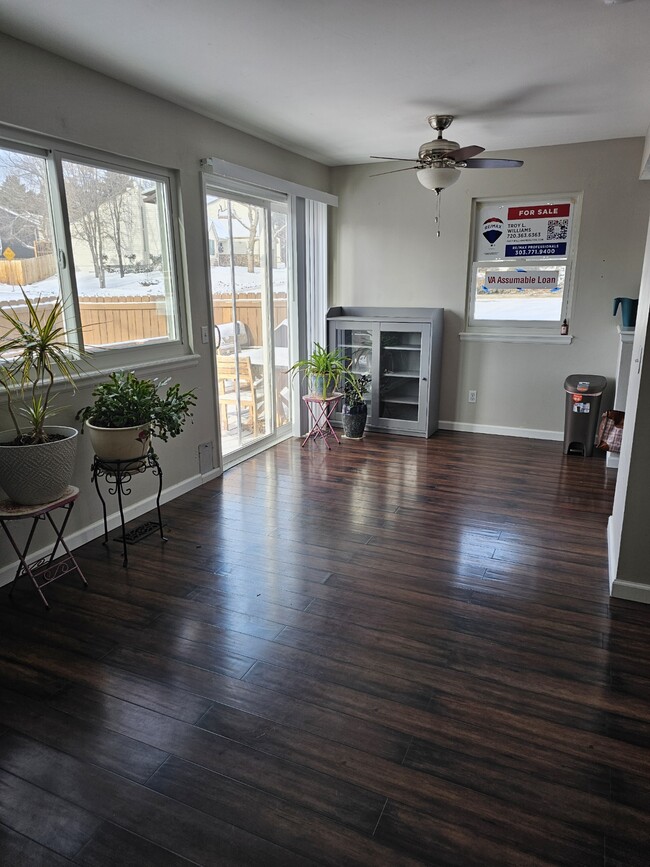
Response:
[205, 185, 291, 460]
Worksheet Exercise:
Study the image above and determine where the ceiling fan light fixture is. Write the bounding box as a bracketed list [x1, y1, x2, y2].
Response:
[416, 165, 460, 192]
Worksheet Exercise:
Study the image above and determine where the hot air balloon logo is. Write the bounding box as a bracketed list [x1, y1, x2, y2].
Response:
[482, 217, 503, 246]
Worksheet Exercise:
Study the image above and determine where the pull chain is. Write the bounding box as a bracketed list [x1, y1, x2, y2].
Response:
[434, 190, 441, 237]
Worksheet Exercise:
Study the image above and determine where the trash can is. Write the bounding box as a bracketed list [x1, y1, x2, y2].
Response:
[563, 374, 607, 457]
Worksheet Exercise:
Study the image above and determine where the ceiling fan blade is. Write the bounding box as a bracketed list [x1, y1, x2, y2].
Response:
[369, 155, 418, 162]
[445, 145, 484, 162]
[369, 166, 420, 177]
[462, 158, 524, 168]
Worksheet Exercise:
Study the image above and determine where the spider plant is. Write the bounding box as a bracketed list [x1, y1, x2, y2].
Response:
[0, 290, 85, 444]
[289, 342, 347, 398]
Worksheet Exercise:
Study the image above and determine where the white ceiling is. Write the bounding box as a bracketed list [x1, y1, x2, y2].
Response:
[1, 0, 650, 166]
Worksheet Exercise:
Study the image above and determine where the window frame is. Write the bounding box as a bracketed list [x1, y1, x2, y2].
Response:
[0, 127, 190, 370]
[463, 193, 583, 342]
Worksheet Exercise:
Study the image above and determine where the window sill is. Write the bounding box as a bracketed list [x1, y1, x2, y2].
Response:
[36, 352, 202, 398]
[75, 352, 201, 389]
[459, 332, 573, 345]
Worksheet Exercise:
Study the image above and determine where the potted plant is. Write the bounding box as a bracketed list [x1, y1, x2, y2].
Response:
[342, 371, 371, 439]
[0, 292, 85, 505]
[76, 370, 197, 463]
[289, 342, 346, 398]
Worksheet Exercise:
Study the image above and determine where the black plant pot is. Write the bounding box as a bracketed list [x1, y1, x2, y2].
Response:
[342, 404, 368, 439]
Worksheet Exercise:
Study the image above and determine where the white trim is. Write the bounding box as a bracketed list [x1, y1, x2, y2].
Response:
[618, 325, 635, 343]
[79, 352, 201, 383]
[610, 578, 650, 604]
[459, 332, 573, 344]
[222, 427, 293, 470]
[607, 514, 619, 594]
[0, 468, 221, 588]
[200, 158, 337, 207]
[38, 353, 201, 401]
[439, 420, 563, 441]
[607, 515, 650, 604]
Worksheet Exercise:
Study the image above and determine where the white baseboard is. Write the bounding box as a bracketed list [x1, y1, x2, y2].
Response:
[610, 579, 650, 604]
[0, 467, 222, 588]
[607, 515, 650, 604]
[607, 515, 618, 594]
[439, 420, 563, 441]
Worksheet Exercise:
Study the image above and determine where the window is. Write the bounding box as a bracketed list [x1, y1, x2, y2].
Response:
[0, 138, 182, 360]
[465, 195, 581, 340]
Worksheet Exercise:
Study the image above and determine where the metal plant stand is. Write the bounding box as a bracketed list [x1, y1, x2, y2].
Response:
[91, 451, 166, 567]
[0, 486, 87, 609]
[301, 393, 343, 449]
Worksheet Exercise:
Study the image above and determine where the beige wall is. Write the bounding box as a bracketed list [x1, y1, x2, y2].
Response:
[0, 33, 330, 573]
[331, 139, 650, 434]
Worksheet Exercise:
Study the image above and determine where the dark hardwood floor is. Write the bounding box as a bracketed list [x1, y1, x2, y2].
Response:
[0, 430, 648, 866]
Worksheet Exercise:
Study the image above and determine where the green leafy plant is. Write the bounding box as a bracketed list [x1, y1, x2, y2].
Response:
[343, 371, 371, 410]
[289, 342, 347, 398]
[76, 370, 197, 443]
[0, 291, 86, 444]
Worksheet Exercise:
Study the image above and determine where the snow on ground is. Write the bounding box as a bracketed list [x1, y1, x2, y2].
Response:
[475, 296, 562, 321]
[0, 264, 288, 302]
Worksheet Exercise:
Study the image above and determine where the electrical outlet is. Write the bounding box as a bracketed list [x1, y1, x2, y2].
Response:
[468, 390, 477, 403]
[201, 325, 209, 344]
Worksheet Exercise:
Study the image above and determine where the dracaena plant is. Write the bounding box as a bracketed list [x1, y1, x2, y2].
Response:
[0, 291, 85, 444]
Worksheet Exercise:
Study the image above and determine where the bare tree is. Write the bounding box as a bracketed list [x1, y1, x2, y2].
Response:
[271, 211, 287, 268]
[231, 205, 260, 273]
[0, 153, 50, 255]
[102, 172, 133, 278]
[62, 163, 107, 289]
[244, 205, 259, 273]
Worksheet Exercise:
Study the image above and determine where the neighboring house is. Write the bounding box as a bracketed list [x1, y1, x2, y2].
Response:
[67, 183, 163, 275]
[0, 204, 40, 258]
[207, 217, 252, 260]
[205, 195, 260, 264]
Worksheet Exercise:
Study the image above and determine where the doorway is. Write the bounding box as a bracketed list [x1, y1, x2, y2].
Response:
[205, 186, 292, 461]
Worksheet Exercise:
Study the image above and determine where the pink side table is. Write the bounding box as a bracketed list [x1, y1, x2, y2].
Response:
[0, 486, 87, 609]
[301, 393, 343, 449]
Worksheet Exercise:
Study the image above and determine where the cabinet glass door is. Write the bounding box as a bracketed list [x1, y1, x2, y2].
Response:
[379, 328, 423, 423]
[334, 325, 374, 409]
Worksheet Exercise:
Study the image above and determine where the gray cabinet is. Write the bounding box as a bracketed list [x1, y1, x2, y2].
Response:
[327, 307, 444, 438]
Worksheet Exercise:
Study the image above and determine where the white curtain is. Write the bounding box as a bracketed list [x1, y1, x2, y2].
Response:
[305, 199, 328, 350]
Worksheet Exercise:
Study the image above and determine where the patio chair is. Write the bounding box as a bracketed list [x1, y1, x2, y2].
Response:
[217, 355, 264, 436]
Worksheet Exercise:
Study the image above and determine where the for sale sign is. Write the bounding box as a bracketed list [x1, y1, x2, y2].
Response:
[476, 200, 574, 260]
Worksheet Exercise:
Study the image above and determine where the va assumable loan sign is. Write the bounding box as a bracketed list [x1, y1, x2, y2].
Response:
[485, 271, 560, 290]
[476, 200, 574, 260]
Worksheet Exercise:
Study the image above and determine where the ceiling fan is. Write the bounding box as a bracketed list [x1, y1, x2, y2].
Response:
[370, 115, 523, 194]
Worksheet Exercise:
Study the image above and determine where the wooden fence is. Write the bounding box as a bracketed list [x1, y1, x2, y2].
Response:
[0, 254, 57, 287]
[0, 292, 288, 348]
[0, 297, 60, 343]
[213, 295, 288, 346]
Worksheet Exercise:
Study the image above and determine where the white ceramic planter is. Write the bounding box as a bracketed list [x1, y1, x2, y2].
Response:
[86, 421, 151, 462]
[0, 425, 78, 506]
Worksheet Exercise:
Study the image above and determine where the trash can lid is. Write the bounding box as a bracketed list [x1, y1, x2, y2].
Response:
[563, 374, 607, 395]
